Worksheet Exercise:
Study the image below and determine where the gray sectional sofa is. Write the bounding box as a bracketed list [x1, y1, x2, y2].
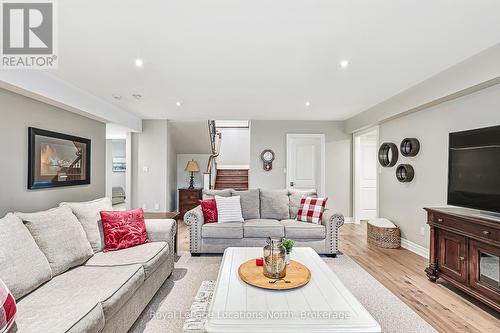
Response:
[0, 198, 176, 333]
[184, 189, 344, 256]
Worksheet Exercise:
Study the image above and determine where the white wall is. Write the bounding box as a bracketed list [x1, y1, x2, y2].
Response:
[0, 88, 106, 216]
[250, 120, 352, 216]
[217, 127, 250, 166]
[345, 43, 500, 133]
[167, 121, 177, 211]
[379, 83, 500, 248]
[131, 120, 169, 212]
[111, 139, 126, 191]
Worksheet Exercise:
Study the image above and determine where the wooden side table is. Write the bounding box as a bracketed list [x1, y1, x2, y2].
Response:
[144, 211, 180, 254]
[179, 188, 202, 218]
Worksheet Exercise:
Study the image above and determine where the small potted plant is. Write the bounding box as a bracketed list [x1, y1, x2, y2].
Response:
[281, 238, 295, 264]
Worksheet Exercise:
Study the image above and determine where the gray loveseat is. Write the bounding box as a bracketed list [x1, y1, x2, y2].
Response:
[184, 189, 344, 257]
[0, 198, 176, 333]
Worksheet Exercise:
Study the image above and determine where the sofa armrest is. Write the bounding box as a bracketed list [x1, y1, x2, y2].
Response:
[322, 210, 345, 228]
[183, 205, 204, 254]
[145, 219, 176, 255]
[322, 210, 345, 254]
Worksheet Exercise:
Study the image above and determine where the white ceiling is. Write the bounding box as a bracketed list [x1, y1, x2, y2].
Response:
[53, 0, 500, 121]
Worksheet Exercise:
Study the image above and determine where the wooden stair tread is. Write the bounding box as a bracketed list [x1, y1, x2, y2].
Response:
[215, 168, 249, 191]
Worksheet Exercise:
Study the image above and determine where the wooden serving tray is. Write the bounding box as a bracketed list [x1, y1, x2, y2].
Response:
[238, 259, 311, 290]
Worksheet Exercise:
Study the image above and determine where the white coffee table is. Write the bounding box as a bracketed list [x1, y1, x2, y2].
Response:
[205, 247, 381, 333]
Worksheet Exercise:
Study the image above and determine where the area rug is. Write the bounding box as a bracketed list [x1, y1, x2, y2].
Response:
[130, 253, 436, 333]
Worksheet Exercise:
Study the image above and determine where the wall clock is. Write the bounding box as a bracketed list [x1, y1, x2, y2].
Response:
[261, 149, 275, 171]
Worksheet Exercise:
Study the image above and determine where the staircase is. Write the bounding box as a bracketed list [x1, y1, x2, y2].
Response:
[214, 169, 249, 190]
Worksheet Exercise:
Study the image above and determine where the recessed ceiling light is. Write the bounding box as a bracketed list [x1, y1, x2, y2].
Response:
[112, 94, 122, 100]
[132, 93, 142, 100]
[305, 101, 311, 107]
[339, 59, 349, 69]
[175, 101, 181, 107]
[135, 58, 144, 68]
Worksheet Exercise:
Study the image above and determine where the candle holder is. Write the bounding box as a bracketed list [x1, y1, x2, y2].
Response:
[263, 238, 287, 279]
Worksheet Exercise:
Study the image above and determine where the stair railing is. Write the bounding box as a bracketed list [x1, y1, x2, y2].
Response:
[204, 120, 222, 189]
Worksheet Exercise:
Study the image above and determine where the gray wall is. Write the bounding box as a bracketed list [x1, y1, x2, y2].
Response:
[379, 83, 500, 248]
[0, 88, 106, 216]
[250, 120, 352, 216]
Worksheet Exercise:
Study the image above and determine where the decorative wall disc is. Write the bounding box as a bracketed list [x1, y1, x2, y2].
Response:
[378, 142, 398, 167]
[400, 138, 420, 157]
[396, 164, 415, 182]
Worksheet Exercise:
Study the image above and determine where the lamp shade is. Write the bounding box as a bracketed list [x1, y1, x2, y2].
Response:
[185, 160, 200, 172]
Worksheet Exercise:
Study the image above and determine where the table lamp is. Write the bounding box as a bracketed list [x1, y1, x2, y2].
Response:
[185, 160, 200, 189]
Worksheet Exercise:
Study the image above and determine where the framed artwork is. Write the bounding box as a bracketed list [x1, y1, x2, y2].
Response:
[112, 157, 126, 172]
[28, 127, 91, 189]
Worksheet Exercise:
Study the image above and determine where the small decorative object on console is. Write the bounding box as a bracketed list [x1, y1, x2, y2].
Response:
[184, 160, 200, 189]
[263, 237, 287, 279]
[255, 258, 264, 266]
[260, 149, 275, 171]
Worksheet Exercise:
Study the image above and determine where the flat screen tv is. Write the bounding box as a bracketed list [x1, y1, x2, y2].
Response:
[448, 125, 500, 214]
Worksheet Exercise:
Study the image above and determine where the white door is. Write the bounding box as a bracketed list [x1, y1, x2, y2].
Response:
[286, 134, 325, 196]
[355, 130, 378, 222]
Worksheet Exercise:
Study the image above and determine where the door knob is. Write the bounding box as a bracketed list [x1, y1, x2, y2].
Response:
[290, 181, 294, 187]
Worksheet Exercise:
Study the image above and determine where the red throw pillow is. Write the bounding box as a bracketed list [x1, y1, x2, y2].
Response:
[100, 208, 149, 251]
[296, 197, 328, 224]
[199, 199, 218, 223]
[0, 280, 16, 332]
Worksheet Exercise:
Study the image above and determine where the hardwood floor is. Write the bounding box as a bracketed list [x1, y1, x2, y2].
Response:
[340, 222, 500, 333]
[176, 220, 499, 332]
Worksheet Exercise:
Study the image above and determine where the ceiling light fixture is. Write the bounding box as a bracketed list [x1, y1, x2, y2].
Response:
[339, 59, 349, 69]
[112, 94, 122, 100]
[132, 93, 142, 100]
[135, 58, 144, 68]
[305, 101, 311, 107]
[176, 101, 181, 107]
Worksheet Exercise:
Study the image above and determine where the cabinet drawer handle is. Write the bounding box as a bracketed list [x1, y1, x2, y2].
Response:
[437, 218, 443, 222]
[482, 230, 491, 235]
[459, 256, 465, 261]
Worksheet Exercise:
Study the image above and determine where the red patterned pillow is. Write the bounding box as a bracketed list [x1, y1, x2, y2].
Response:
[296, 197, 328, 224]
[0, 280, 16, 332]
[100, 208, 149, 251]
[199, 199, 218, 223]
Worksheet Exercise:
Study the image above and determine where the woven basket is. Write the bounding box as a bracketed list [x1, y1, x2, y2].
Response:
[367, 222, 401, 249]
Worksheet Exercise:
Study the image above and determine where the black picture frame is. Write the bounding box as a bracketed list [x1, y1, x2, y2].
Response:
[28, 127, 91, 189]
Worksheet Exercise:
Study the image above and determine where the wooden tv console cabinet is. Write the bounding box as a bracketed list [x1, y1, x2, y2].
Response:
[425, 208, 500, 312]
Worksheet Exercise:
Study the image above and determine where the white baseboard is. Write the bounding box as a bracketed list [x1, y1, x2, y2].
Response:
[401, 238, 429, 259]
